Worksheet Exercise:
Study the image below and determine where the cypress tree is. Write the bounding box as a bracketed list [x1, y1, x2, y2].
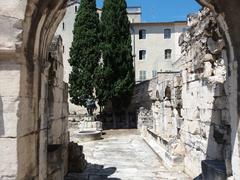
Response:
[98, 0, 135, 111]
[69, 0, 100, 108]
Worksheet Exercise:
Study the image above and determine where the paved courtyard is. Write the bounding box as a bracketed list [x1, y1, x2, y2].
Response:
[66, 129, 190, 180]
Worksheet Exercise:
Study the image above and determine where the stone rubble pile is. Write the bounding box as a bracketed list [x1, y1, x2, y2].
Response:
[68, 142, 87, 173]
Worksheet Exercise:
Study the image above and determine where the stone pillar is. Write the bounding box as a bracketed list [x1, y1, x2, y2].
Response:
[0, 1, 67, 179]
[163, 100, 173, 138]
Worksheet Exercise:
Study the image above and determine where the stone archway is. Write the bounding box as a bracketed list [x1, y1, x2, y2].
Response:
[0, 0, 240, 179]
[0, 0, 68, 179]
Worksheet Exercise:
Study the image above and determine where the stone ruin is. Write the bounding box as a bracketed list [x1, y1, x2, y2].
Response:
[0, 1, 69, 179]
[136, 7, 240, 179]
[0, 0, 240, 180]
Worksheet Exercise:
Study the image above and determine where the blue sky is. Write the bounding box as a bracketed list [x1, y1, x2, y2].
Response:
[96, 0, 202, 22]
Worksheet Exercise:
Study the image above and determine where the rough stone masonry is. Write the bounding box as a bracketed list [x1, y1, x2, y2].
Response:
[137, 7, 240, 179]
[0, 1, 68, 179]
[0, 0, 240, 180]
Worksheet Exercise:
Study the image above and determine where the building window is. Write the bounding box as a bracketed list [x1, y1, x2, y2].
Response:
[164, 29, 171, 39]
[75, 6, 78, 13]
[139, 29, 146, 39]
[152, 70, 157, 77]
[139, 70, 146, 82]
[63, 45, 65, 53]
[139, 50, 146, 60]
[62, 22, 65, 30]
[165, 49, 172, 59]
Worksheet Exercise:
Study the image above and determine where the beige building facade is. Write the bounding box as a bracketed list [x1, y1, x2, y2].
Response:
[131, 22, 187, 83]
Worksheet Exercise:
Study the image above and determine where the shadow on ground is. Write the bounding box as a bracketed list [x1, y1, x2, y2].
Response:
[66, 163, 120, 180]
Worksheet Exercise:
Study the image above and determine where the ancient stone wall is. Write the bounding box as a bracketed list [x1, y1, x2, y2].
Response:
[0, 1, 25, 178]
[137, 107, 153, 132]
[0, 0, 240, 179]
[130, 77, 158, 111]
[197, 1, 240, 178]
[136, 72, 186, 171]
[134, 73, 181, 136]
[139, 7, 240, 179]
[0, 1, 68, 179]
[180, 8, 230, 176]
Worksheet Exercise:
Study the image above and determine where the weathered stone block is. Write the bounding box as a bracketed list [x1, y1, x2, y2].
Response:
[214, 97, 227, 110]
[0, 138, 17, 180]
[207, 38, 218, 54]
[0, 112, 18, 137]
[202, 160, 227, 180]
[173, 76, 182, 87]
[198, 96, 216, 109]
[199, 109, 221, 124]
[0, 63, 20, 97]
[17, 134, 38, 180]
[203, 62, 213, 77]
[48, 118, 64, 144]
[17, 98, 36, 137]
[187, 13, 199, 27]
[68, 142, 87, 173]
[214, 83, 225, 97]
[187, 119, 201, 135]
[0, 16, 22, 51]
[49, 102, 64, 120]
[203, 53, 215, 62]
[182, 96, 198, 109]
[213, 65, 227, 82]
[49, 87, 64, 103]
[0, 0, 27, 19]
[184, 146, 205, 177]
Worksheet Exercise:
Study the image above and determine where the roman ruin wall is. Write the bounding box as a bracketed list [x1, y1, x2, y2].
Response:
[138, 7, 240, 179]
[180, 7, 230, 177]
[0, 1, 68, 179]
[0, 0, 240, 179]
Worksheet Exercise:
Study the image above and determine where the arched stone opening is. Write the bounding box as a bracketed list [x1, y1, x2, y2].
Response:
[0, 0, 68, 179]
[17, 1, 68, 179]
[164, 86, 171, 100]
[0, 0, 240, 179]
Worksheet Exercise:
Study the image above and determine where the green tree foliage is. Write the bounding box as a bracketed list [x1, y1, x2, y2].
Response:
[97, 0, 135, 110]
[69, 0, 100, 107]
[94, 64, 110, 108]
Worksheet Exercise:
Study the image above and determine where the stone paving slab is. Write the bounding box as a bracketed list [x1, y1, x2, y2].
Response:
[66, 130, 190, 180]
